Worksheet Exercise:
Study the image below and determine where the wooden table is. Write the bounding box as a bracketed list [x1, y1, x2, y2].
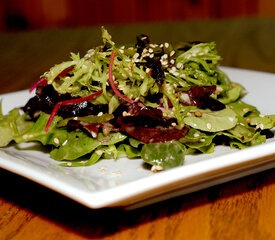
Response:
[1, 20, 275, 239]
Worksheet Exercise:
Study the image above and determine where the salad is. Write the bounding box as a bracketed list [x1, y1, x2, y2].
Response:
[0, 27, 274, 171]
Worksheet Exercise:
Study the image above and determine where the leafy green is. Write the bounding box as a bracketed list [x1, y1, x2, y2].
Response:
[0, 108, 34, 147]
[141, 142, 186, 169]
[183, 108, 238, 132]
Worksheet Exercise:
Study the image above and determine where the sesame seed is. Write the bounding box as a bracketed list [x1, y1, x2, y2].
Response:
[172, 66, 177, 71]
[149, 53, 154, 58]
[180, 73, 186, 78]
[67, 162, 72, 166]
[148, 48, 153, 53]
[229, 117, 234, 122]
[171, 122, 177, 126]
[91, 131, 97, 138]
[176, 63, 183, 69]
[194, 111, 202, 117]
[96, 150, 104, 155]
[164, 42, 169, 48]
[161, 60, 168, 66]
[160, 44, 164, 48]
[243, 108, 249, 112]
[170, 50, 175, 56]
[170, 59, 175, 64]
[97, 112, 103, 116]
[119, 49, 124, 54]
[62, 139, 68, 146]
[122, 111, 130, 117]
[151, 165, 163, 172]
[133, 53, 139, 59]
[207, 123, 212, 130]
[53, 137, 59, 144]
[146, 68, 151, 73]
[194, 133, 200, 138]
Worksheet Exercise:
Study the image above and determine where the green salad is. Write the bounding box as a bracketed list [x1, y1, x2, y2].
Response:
[1, 27, 274, 171]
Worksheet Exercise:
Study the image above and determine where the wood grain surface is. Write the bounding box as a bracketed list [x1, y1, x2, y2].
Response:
[0, 20, 275, 240]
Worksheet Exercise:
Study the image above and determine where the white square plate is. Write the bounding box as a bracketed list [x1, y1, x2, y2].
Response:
[0, 67, 275, 209]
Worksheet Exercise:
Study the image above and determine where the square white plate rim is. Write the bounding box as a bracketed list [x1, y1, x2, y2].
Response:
[0, 66, 275, 209]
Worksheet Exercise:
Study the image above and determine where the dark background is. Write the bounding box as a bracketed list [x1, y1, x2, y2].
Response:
[0, 0, 274, 32]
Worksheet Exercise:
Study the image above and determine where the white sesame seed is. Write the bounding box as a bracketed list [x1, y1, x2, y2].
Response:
[171, 122, 177, 126]
[133, 53, 139, 59]
[194, 133, 200, 138]
[151, 165, 163, 172]
[67, 162, 72, 166]
[148, 48, 153, 53]
[164, 42, 169, 48]
[176, 63, 183, 69]
[91, 131, 97, 138]
[160, 44, 163, 48]
[53, 137, 59, 145]
[229, 117, 234, 122]
[172, 66, 177, 71]
[162, 61, 168, 66]
[170, 50, 175, 56]
[180, 73, 186, 78]
[119, 49, 124, 54]
[97, 112, 103, 116]
[162, 54, 168, 59]
[170, 59, 175, 64]
[62, 139, 68, 146]
[149, 53, 154, 58]
[96, 150, 104, 155]
[207, 123, 212, 130]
